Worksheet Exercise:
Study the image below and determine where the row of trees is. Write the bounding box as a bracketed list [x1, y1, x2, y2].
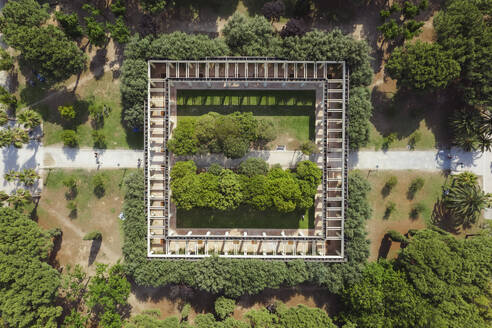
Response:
[168, 112, 275, 158]
[3, 168, 40, 186]
[125, 301, 337, 328]
[170, 159, 321, 213]
[122, 170, 372, 297]
[121, 19, 373, 149]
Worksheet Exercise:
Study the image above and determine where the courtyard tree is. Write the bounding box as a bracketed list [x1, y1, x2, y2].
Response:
[167, 121, 198, 156]
[386, 41, 461, 91]
[239, 157, 269, 177]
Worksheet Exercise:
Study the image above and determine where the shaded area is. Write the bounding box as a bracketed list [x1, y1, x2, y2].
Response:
[377, 234, 391, 259]
[88, 239, 102, 266]
[177, 205, 314, 229]
[370, 88, 456, 149]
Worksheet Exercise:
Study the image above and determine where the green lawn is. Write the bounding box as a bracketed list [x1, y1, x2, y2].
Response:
[177, 89, 315, 147]
[43, 169, 134, 223]
[366, 120, 437, 151]
[22, 72, 143, 149]
[177, 206, 314, 229]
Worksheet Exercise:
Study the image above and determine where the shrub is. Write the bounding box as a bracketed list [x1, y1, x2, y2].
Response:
[92, 173, 107, 197]
[207, 163, 223, 176]
[63, 176, 78, 198]
[62, 130, 78, 147]
[299, 140, 318, 155]
[58, 105, 76, 121]
[67, 200, 77, 218]
[408, 131, 421, 150]
[92, 130, 106, 148]
[384, 201, 396, 219]
[239, 158, 269, 177]
[383, 176, 398, 196]
[410, 202, 427, 219]
[215, 297, 235, 320]
[181, 304, 191, 321]
[0, 48, 14, 71]
[408, 177, 425, 199]
[386, 230, 407, 243]
[83, 231, 102, 240]
[382, 132, 397, 150]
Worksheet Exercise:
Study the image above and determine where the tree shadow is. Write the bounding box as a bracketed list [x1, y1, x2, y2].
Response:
[370, 87, 457, 148]
[381, 184, 391, 198]
[90, 48, 108, 80]
[88, 239, 102, 266]
[377, 234, 392, 259]
[48, 231, 63, 269]
[430, 198, 461, 234]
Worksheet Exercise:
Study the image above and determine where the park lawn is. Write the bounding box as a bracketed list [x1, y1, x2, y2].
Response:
[41, 168, 134, 223]
[365, 120, 437, 151]
[177, 89, 315, 148]
[177, 206, 314, 229]
[26, 72, 142, 149]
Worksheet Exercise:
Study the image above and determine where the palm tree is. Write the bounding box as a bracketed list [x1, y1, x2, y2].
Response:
[10, 128, 29, 148]
[4, 169, 18, 182]
[17, 110, 41, 131]
[18, 169, 40, 186]
[8, 189, 32, 209]
[444, 183, 489, 226]
[0, 129, 12, 148]
[450, 108, 481, 152]
[0, 110, 8, 126]
[478, 109, 492, 152]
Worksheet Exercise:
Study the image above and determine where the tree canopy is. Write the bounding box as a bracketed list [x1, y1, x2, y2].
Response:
[386, 41, 461, 91]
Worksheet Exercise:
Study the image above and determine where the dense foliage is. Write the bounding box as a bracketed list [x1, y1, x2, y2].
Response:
[434, 0, 492, 106]
[0, 0, 86, 83]
[0, 207, 62, 327]
[170, 160, 321, 212]
[121, 25, 372, 129]
[168, 112, 275, 158]
[122, 170, 371, 297]
[348, 87, 372, 149]
[342, 229, 492, 327]
[378, 0, 428, 42]
[386, 41, 461, 91]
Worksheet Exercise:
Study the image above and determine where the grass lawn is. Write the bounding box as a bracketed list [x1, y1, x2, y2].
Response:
[362, 169, 447, 260]
[366, 120, 437, 151]
[177, 206, 314, 229]
[41, 168, 134, 223]
[177, 90, 315, 148]
[18, 72, 143, 149]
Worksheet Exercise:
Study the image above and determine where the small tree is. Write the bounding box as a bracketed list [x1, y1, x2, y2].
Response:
[18, 168, 40, 186]
[0, 86, 17, 107]
[382, 132, 397, 150]
[408, 177, 425, 199]
[83, 231, 102, 240]
[63, 176, 78, 199]
[386, 230, 408, 243]
[92, 173, 107, 197]
[8, 189, 32, 209]
[17, 109, 41, 131]
[0, 48, 14, 71]
[11, 128, 29, 148]
[408, 131, 421, 150]
[67, 200, 77, 218]
[62, 130, 78, 147]
[92, 130, 106, 148]
[261, 0, 286, 22]
[4, 170, 19, 182]
[410, 202, 427, 219]
[384, 201, 396, 219]
[299, 140, 318, 155]
[0, 111, 8, 126]
[383, 176, 398, 196]
[215, 297, 235, 320]
[107, 16, 130, 44]
[181, 303, 191, 322]
[239, 158, 269, 177]
[58, 105, 76, 121]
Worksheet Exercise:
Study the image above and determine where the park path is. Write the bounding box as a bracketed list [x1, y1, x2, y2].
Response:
[0, 144, 491, 216]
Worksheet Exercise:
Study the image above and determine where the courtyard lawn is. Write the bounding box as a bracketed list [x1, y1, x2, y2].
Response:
[28, 72, 142, 149]
[177, 206, 314, 229]
[177, 89, 315, 148]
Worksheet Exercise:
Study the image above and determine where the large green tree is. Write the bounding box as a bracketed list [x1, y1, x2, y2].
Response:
[348, 87, 372, 149]
[386, 41, 461, 91]
[0, 207, 62, 327]
[434, 0, 492, 106]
